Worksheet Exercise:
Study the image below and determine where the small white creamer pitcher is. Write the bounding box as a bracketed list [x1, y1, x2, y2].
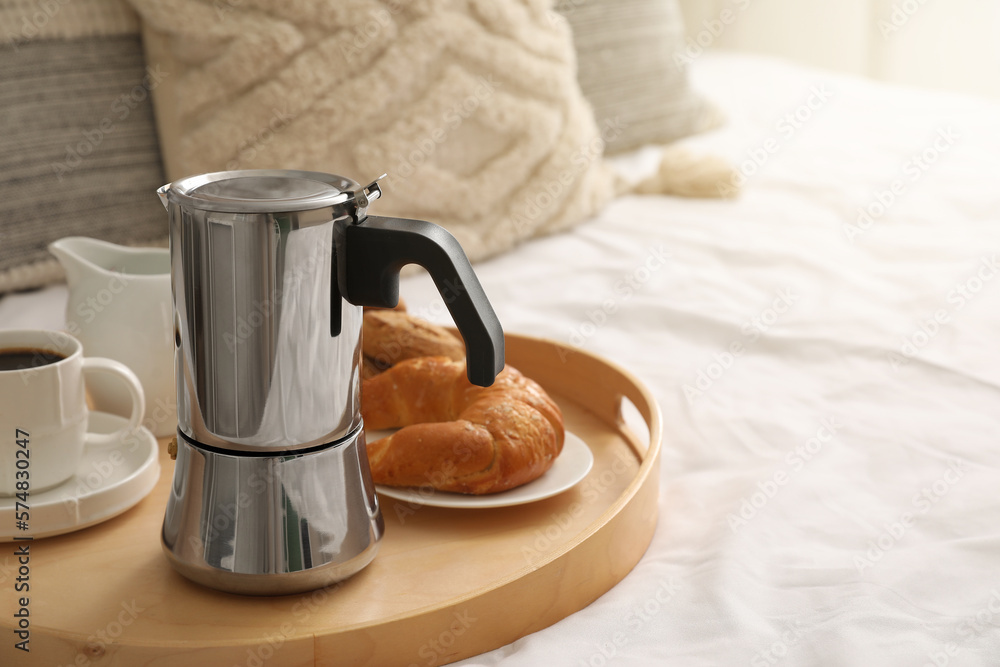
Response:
[49, 237, 175, 437]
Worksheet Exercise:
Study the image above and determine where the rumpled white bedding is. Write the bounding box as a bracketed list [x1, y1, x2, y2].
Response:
[3, 52, 1000, 666]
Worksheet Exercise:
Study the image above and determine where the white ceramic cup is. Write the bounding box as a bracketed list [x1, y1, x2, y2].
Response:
[0, 330, 146, 496]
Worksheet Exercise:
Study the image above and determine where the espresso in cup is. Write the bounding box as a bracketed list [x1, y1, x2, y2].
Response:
[0, 348, 67, 371]
[0, 330, 146, 496]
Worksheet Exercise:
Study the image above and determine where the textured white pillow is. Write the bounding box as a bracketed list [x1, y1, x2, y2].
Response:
[129, 0, 619, 262]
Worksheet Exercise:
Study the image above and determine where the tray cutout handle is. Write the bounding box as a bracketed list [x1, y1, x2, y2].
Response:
[617, 394, 652, 457]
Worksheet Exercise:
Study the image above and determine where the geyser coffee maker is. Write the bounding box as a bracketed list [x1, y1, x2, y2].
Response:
[157, 170, 503, 595]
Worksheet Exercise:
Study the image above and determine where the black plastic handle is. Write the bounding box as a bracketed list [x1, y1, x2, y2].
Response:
[336, 215, 504, 387]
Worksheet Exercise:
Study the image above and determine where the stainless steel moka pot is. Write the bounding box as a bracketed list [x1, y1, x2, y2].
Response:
[157, 170, 504, 595]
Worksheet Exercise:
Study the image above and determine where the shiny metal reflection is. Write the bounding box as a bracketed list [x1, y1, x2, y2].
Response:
[165, 173, 365, 452]
[162, 430, 383, 596]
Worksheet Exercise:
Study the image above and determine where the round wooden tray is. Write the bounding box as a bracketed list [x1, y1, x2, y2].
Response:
[1, 333, 662, 666]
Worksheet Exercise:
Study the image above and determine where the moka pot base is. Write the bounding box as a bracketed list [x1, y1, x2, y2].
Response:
[161, 428, 384, 596]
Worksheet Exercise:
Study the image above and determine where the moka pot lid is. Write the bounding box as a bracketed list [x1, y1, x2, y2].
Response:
[158, 169, 372, 214]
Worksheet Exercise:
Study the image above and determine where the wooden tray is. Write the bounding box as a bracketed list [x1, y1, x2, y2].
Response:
[1, 333, 662, 666]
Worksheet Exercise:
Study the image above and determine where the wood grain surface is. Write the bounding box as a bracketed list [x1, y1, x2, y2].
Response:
[0, 333, 662, 666]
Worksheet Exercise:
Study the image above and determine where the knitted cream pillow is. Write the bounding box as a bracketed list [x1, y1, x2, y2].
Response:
[127, 0, 619, 262]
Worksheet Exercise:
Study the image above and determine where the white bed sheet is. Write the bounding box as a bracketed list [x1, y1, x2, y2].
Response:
[408, 54, 1000, 666]
[3, 53, 1000, 666]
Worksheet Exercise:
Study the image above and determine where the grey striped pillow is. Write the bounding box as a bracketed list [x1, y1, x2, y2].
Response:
[558, 0, 718, 154]
[0, 15, 166, 294]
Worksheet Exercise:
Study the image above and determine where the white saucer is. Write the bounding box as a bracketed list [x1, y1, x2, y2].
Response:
[0, 412, 160, 541]
[372, 431, 594, 509]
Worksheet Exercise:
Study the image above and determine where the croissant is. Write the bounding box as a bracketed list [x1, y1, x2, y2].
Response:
[362, 310, 465, 379]
[363, 357, 564, 494]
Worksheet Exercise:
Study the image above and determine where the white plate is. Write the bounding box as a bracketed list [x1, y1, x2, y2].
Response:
[372, 431, 594, 509]
[0, 412, 160, 541]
